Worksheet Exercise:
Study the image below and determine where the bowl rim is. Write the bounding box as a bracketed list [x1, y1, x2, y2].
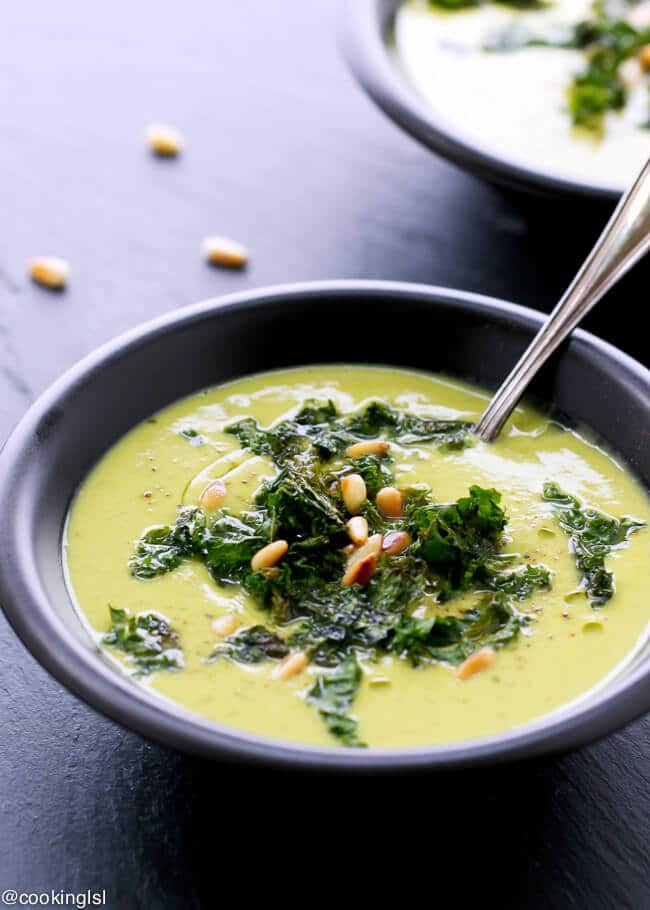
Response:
[1, 279, 649, 772]
[341, 0, 622, 201]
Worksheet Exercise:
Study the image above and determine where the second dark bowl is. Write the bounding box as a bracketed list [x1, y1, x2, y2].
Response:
[0, 281, 648, 770]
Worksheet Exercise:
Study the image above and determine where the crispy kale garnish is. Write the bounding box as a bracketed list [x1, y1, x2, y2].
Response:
[226, 399, 472, 465]
[307, 653, 364, 747]
[406, 486, 508, 597]
[389, 593, 523, 667]
[103, 606, 184, 675]
[207, 625, 289, 664]
[543, 482, 645, 606]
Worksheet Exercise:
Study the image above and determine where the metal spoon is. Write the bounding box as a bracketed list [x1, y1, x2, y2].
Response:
[474, 157, 650, 442]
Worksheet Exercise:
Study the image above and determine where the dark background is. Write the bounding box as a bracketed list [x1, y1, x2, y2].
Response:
[1, 2, 648, 906]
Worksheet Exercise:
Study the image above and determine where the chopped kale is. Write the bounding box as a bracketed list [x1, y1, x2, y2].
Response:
[485, 563, 552, 599]
[389, 594, 522, 666]
[103, 606, 184, 674]
[543, 482, 645, 606]
[407, 485, 507, 596]
[307, 653, 364, 747]
[129, 506, 206, 578]
[208, 625, 289, 664]
[225, 399, 472, 468]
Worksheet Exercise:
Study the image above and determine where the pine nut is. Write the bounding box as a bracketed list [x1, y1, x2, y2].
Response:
[457, 646, 495, 681]
[146, 123, 184, 156]
[342, 552, 377, 587]
[341, 473, 366, 514]
[376, 486, 404, 518]
[341, 533, 382, 587]
[271, 651, 308, 681]
[251, 539, 288, 571]
[346, 439, 390, 458]
[347, 516, 369, 546]
[382, 531, 410, 555]
[638, 44, 650, 71]
[28, 257, 69, 290]
[201, 235, 249, 269]
[198, 479, 227, 511]
[212, 614, 238, 637]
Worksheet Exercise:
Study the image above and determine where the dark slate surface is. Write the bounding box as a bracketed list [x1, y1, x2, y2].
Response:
[0, 2, 648, 906]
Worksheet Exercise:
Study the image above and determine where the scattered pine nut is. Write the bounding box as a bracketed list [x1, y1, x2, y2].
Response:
[382, 530, 410, 555]
[28, 256, 69, 290]
[146, 123, 184, 157]
[345, 439, 390, 458]
[638, 43, 650, 71]
[212, 614, 238, 637]
[342, 552, 377, 587]
[347, 515, 369, 546]
[376, 486, 404, 518]
[198, 479, 227, 511]
[201, 235, 249, 269]
[457, 646, 495, 681]
[271, 651, 308, 681]
[341, 473, 367, 515]
[251, 539, 289, 571]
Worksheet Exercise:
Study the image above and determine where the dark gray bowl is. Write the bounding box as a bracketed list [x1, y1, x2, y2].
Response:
[343, 0, 622, 200]
[0, 281, 648, 771]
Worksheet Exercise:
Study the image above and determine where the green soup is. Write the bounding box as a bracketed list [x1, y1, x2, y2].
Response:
[65, 366, 650, 748]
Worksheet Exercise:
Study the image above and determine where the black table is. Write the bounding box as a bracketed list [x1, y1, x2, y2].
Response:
[1, 2, 648, 906]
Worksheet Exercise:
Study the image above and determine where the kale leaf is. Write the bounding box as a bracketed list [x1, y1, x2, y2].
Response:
[103, 606, 184, 674]
[129, 506, 206, 578]
[207, 625, 289, 664]
[407, 485, 507, 596]
[543, 482, 645, 606]
[307, 653, 364, 747]
[389, 594, 522, 667]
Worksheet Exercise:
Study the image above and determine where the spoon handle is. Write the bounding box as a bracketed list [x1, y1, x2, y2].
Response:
[474, 157, 650, 442]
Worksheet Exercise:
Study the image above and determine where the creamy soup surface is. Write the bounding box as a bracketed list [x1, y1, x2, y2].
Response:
[394, 0, 650, 190]
[65, 366, 650, 749]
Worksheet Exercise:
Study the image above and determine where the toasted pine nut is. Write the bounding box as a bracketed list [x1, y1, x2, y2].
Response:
[638, 43, 650, 70]
[198, 479, 227, 511]
[212, 614, 238, 637]
[342, 552, 377, 587]
[346, 439, 390, 458]
[271, 651, 308, 681]
[347, 516, 369, 546]
[358, 533, 383, 559]
[341, 533, 382, 586]
[251, 539, 288, 571]
[201, 235, 249, 269]
[619, 57, 643, 87]
[382, 530, 410, 555]
[28, 256, 69, 290]
[146, 123, 184, 156]
[341, 473, 366, 515]
[376, 486, 404, 518]
[457, 646, 495, 681]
